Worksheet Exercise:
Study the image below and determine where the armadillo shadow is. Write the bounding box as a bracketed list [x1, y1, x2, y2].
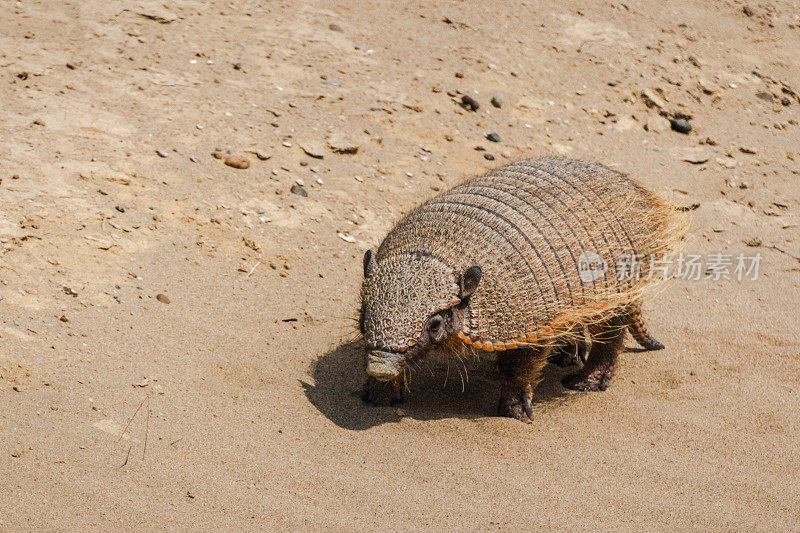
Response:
[302, 339, 577, 431]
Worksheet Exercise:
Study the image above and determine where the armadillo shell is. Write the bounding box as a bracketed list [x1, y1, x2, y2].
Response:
[375, 157, 687, 350]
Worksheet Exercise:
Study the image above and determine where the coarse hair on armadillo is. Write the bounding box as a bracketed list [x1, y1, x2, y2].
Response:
[361, 157, 689, 353]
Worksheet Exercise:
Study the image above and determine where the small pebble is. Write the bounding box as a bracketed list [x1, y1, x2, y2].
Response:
[211, 151, 223, 159]
[460, 95, 479, 111]
[486, 132, 501, 143]
[224, 156, 250, 169]
[484, 153, 495, 161]
[290, 184, 308, 197]
[781, 97, 791, 106]
[59, 315, 69, 323]
[455, 72, 464, 78]
[115, 206, 126, 213]
[156, 150, 169, 158]
[156, 293, 170, 304]
[329, 23, 343, 32]
[491, 96, 502, 108]
[669, 118, 692, 134]
[233, 63, 242, 70]
[189, 156, 199, 163]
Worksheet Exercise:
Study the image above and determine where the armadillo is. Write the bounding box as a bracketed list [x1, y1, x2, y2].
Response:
[359, 157, 688, 420]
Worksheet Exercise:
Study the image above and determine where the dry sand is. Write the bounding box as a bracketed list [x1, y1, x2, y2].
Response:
[1, 1, 799, 530]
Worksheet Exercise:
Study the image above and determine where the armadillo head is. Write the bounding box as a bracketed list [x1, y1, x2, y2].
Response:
[360, 250, 481, 381]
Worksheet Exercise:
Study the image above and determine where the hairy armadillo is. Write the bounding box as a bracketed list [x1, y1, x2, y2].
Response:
[359, 157, 687, 420]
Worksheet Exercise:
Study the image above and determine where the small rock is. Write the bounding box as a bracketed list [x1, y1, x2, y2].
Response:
[491, 96, 502, 108]
[329, 23, 343, 32]
[455, 72, 464, 78]
[156, 150, 169, 158]
[233, 63, 242, 70]
[115, 206, 126, 213]
[781, 97, 791, 106]
[486, 133, 501, 143]
[739, 146, 756, 155]
[444, 134, 454, 142]
[59, 315, 69, 323]
[189, 156, 199, 163]
[156, 293, 170, 304]
[224, 156, 250, 169]
[669, 118, 692, 134]
[484, 153, 495, 161]
[755, 91, 774, 103]
[211, 151, 223, 159]
[674, 147, 709, 164]
[641, 89, 667, 110]
[290, 184, 308, 197]
[460, 95, 479, 111]
[63, 287, 78, 297]
[244, 148, 272, 160]
[744, 237, 762, 247]
[697, 79, 715, 94]
[327, 135, 360, 154]
[337, 232, 356, 243]
[138, 7, 178, 23]
[299, 141, 325, 159]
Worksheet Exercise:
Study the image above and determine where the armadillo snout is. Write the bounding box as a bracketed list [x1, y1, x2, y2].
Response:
[366, 350, 404, 381]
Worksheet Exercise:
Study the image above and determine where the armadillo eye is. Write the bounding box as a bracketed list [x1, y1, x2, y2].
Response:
[427, 314, 443, 333]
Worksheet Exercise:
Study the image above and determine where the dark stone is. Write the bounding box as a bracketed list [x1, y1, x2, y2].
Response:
[781, 97, 791, 106]
[486, 132, 501, 143]
[329, 23, 343, 32]
[115, 206, 126, 213]
[290, 184, 308, 197]
[669, 118, 692, 134]
[483, 153, 495, 161]
[491, 96, 502, 108]
[233, 63, 242, 70]
[460, 95, 479, 111]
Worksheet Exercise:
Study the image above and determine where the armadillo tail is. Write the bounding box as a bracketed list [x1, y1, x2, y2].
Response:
[627, 301, 665, 350]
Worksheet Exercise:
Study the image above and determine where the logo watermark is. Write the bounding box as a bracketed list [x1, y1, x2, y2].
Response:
[577, 251, 762, 282]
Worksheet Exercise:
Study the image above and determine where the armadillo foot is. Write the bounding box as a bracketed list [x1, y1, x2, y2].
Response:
[361, 375, 404, 406]
[497, 382, 535, 421]
[561, 365, 614, 392]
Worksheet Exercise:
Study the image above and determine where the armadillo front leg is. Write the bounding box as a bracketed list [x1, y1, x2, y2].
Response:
[496, 347, 549, 420]
[362, 374, 405, 406]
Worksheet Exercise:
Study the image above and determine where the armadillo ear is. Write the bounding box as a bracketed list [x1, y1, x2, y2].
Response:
[459, 266, 482, 300]
[363, 250, 375, 278]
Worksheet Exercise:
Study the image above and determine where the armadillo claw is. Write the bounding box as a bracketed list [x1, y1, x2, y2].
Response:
[522, 398, 534, 420]
[361, 375, 404, 406]
[498, 383, 535, 421]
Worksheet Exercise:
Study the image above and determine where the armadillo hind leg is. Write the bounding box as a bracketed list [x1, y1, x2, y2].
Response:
[497, 346, 550, 420]
[548, 326, 592, 367]
[627, 300, 665, 351]
[362, 374, 405, 406]
[562, 312, 628, 392]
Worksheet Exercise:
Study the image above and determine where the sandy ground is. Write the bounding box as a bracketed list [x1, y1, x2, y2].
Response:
[1, 0, 799, 530]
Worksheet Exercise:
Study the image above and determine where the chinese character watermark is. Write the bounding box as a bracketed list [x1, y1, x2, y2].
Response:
[577, 251, 762, 282]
